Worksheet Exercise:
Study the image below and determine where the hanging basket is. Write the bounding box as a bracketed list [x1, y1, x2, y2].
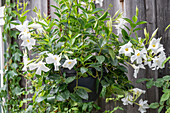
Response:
[61, 68, 102, 102]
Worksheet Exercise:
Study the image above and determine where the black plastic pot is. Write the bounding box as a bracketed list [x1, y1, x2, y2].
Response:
[61, 68, 102, 102]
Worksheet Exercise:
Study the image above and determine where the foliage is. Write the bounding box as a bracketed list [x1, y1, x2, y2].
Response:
[1, 0, 169, 113]
[1, 0, 133, 112]
[0, 0, 25, 112]
[137, 75, 170, 113]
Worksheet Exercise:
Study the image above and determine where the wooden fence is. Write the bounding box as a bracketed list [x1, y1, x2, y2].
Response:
[10, 0, 170, 112]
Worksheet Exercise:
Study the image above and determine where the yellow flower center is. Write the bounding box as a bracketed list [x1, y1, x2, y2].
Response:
[125, 48, 129, 51]
[54, 57, 57, 60]
[68, 62, 72, 64]
[28, 73, 32, 77]
[156, 60, 159, 63]
[39, 63, 42, 66]
[24, 29, 27, 32]
[137, 53, 140, 56]
[27, 39, 30, 42]
[152, 44, 156, 47]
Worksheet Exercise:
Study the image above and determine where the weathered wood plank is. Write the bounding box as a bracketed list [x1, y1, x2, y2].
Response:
[50, 0, 58, 19]
[124, 1, 159, 113]
[96, 1, 126, 113]
[156, 1, 170, 112]
[26, 0, 48, 20]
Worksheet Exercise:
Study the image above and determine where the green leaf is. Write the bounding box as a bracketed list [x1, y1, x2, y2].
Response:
[56, 94, 65, 101]
[149, 102, 159, 109]
[13, 52, 22, 61]
[36, 97, 46, 103]
[146, 79, 154, 89]
[76, 88, 88, 100]
[158, 106, 164, 113]
[82, 103, 88, 111]
[91, 8, 104, 14]
[136, 21, 147, 25]
[47, 96, 55, 103]
[162, 56, 170, 66]
[132, 15, 138, 23]
[71, 34, 81, 46]
[96, 55, 105, 64]
[163, 75, 170, 81]
[70, 93, 82, 102]
[123, 18, 133, 25]
[122, 29, 130, 41]
[19, 16, 27, 24]
[136, 78, 149, 83]
[99, 11, 108, 20]
[76, 86, 92, 93]
[54, 12, 61, 18]
[12, 87, 22, 95]
[65, 76, 76, 84]
[133, 28, 142, 32]
[8, 70, 18, 79]
[80, 67, 88, 74]
[160, 93, 169, 102]
[155, 79, 164, 87]
[165, 108, 170, 113]
[165, 24, 170, 31]
[84, 54, 93, 62]
[109, 49, 115, 61]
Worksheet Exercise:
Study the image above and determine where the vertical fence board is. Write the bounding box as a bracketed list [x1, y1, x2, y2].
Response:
[156, 1, 170, 112]
[144, 1, 159, 113]
[96, 1, 126, 113]
[50, 0, 58, 19]
[124, 0, 148, 113]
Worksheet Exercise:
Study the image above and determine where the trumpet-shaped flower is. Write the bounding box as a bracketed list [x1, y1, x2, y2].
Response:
[28, 61, 50, 75]
[28, 23, 43, 33]
[138, 99, 149, 113]
[132, 64, 145, 78]
[119, 41, 133, 56]
[114, 18, 127, 35]
[16, 20, 31, 40]
[151, 51, 166, 70]
[95, 0, 103, 7]
[147, 38, 164, 54]
[46, 53, 61, 71]
[132, 88, 146, 95]
[62, 59, 77, 70]
[22, 49, 29, 71]
[131, 48, 147, 64]
[21, 38, 36, 50]
[121, 93, 133, 105]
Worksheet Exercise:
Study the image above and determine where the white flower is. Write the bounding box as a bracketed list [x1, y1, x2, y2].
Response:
[121, 94, 133, 105]
[62, 59, 77, 70]
[22, 49, 29, 71]
[131, 48, 147, 64]
[138, 99, 149, 113]
[151, 51, 166, 70]
[46, 53, 61, 71]
[132, 88, 146, 95]
[132, 64, 145, 78]
[95, 0, 103, 7]
[28, 61, 50, 75]
[147, 38, 164, 54]
[114, 18, 127, 35]
[28, 23, 43, 33]
[16, 20, 31, 40]
[21, 38, 36, 51]
[119, 41, 133, 56]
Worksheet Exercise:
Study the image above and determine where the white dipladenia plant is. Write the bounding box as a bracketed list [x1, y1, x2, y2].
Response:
[121, 88, 149, 113]
[16, 19, 77, 75]
[118, 28, 166, 78]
